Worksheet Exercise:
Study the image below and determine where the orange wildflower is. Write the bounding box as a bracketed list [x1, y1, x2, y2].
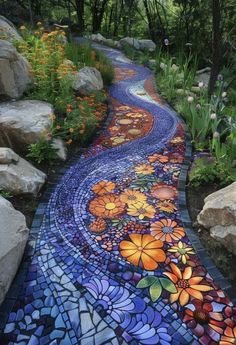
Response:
[120, 234, 166, 270]
[120, 189, 147, 205]
[92, 181, 115, 195]
[151, 219, 185, 242]
[69, 127, 74, 133]
[67, 104, 73, 112]
[89, 194, 125, 218]
[163, 263, 213, 306]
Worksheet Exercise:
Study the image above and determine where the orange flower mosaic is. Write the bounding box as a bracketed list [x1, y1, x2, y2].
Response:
[135, 164, 155, 175]
[164, 263, 213, 306]
[127, 201, 156, 220]
[89, 218, 107, 233]
[92, 180, 116, 195]
[120, 234, 166, 270]
[120, 189, 147, 205]
[151, 183, 177, 200]
[151, 219, 185, 242]
[89, 194, 125, 218]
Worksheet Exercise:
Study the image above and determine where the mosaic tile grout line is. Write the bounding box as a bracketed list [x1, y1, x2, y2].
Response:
[0, 42, 235, 345]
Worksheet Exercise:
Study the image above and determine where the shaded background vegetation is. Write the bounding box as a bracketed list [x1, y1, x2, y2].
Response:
[1, 0, 235, 66]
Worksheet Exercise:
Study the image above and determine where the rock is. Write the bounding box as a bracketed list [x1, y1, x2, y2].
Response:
[196, 67, 211, 75]
[72, 67, 103, 95]
[0, 195, 29, 305]
[138, 39, 156, 52]
[91, 33, 106, 43]
[0, 40, 33, 99]
[105, 38, 115, 47]
[0, 15, 22, 41]
[210, 225, 236, 255]
[52, 138, 67, 161]
[0, 148, 46, 196]
[119, 37, 140, 50]
[195, 67, 211, 86]
[0, 147, 19, 164]
[198, 182, 236, 228]
[0, 100, 54, 151]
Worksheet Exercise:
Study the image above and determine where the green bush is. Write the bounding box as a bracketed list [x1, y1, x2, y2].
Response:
[27, 139, 58, 164]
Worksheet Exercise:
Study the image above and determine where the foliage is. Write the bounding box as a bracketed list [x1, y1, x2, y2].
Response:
[52, 91, 107, 144]
[137, 275, 177, 302]
[65, 42, 114, 85]
[27, 138, 58, 164]
[15, 25, 111, 147]
[0, 190, 13, 200]
[155, 51, 236, 187]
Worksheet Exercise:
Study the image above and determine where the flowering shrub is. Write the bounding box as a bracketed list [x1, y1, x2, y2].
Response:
[14, 23, 111, 153]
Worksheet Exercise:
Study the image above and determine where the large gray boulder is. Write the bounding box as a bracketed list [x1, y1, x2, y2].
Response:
[0, 100, 54, 150]
[211, 225, 236, 255]
[91, 33, 106, 43]
[0, 40, 33, 99]
[198, 182, 236, 227]
[72, 67, 103, 95]
[0, 147, 46, 196]
[0, 15, 22, 41]
[119, 37, 140, 50]
[0, 195, 29, 305]
[198, 182, 236, 255]
[138, 39, 156, 52]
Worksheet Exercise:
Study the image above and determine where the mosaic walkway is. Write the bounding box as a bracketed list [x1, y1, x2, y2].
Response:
[0, 44, 236, 345]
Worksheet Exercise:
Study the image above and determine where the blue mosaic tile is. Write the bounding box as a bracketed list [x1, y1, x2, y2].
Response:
[0, 41, 235, 345]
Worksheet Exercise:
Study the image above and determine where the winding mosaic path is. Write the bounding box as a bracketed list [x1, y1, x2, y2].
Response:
[0, 44, 236, 345]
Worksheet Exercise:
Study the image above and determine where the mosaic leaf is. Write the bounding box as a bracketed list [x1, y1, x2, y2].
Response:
[150, 281, 162, 302]
[159, 277, 177, 293]
[136, 276, 158, 289]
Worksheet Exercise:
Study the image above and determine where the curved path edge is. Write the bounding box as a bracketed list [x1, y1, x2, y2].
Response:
[0, 42, 236, 343]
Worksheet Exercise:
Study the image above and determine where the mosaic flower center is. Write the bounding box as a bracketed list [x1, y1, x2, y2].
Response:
[178, 248, 186, 255]
[162, 226, 174, 234]
[193, 309, 210, 324]
[177, 279, 189, 289]
[105, 202, 116, 210]
[128, 195, 137, 200]
[139, 208, 146, 214]
[138, 246, 143, 251]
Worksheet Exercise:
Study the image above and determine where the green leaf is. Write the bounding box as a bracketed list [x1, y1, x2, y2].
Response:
[136, 276, 158, 289]
[150, 281, 162, 302]
[159, 278, 177, 293]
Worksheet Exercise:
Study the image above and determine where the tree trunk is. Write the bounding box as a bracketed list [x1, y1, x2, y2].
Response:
[75, 0, 85, 34]
[92, 0, 109, 33]
[208, 0, 221, 96]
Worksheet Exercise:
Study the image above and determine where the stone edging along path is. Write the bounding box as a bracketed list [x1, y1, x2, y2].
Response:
[0, 43, 236, 345]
